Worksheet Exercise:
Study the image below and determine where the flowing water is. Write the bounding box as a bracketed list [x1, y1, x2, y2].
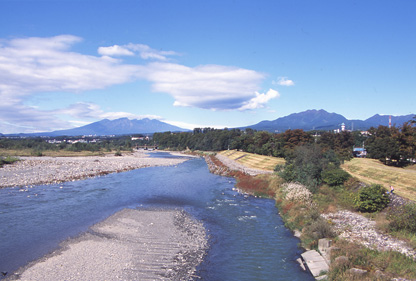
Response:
[0, 153, 312, 280]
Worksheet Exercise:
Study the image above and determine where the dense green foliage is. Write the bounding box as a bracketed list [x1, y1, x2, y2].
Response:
[278, 144, 343, 192]
[0, 135, 150, 155]
[388, 203, 416, 234]
[321, 168, 351, 186]
[365, 123, 416, 166]
[354, 184, 390, 212]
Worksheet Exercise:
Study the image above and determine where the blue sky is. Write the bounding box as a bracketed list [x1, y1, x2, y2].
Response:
[0, 0, 415, 133]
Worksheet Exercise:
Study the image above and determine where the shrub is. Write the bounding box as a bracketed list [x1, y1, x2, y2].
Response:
[321, 168, 351, 186]
[354, 184, 390, 212]
[307, 218, 336, 239]
[388, 203, 416, 234]
[0, 156, 20, 167]
[114, 150, 122, 156]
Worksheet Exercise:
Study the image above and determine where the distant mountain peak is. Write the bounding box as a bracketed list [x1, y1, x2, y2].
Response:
[13, 117, 188, 137]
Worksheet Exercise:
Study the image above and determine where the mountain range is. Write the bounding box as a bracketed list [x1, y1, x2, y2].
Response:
[6, 118, 187, 137]
[243, 110, 415, 132]
[2, 110, 415, 137]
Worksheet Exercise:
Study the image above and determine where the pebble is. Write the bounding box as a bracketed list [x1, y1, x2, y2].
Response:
[321, 210, 416, 259]
[0, 151, 188, 188]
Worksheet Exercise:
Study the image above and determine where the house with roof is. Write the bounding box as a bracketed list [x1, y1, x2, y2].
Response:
[353, 147, 367, 157]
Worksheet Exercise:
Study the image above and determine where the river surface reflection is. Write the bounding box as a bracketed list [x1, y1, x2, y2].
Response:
[0, 154, 312, 280]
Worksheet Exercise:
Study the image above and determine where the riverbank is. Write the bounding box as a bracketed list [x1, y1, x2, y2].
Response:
[0, 151, 189, 188]
[209, 151, 416, 280]
[6, 208, 208, 280]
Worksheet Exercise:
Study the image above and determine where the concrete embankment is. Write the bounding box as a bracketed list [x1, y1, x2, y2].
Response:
[7, 208, 208, 281]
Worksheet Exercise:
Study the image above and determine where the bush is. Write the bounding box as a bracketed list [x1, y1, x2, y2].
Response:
[321, 168, 351, 186]
[388, 203, 416, 234]
[354, 184, 390, 212]
[0, 156, 20, 167]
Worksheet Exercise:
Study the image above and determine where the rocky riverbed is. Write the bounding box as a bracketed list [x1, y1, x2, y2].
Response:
[0, 151, 188, 188]
[321, 209, 416, 259]
[7, 208, 208, 280]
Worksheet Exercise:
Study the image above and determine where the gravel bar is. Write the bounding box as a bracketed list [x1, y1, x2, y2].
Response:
[0, 151, 189, 188]
[7, 208, 208, 281]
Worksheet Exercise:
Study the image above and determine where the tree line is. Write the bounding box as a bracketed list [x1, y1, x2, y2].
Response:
[154, 120, 416, 167]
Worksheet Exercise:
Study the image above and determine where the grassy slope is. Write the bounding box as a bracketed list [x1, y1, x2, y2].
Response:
[342, 158, 416, 201]
[218, 150, 285, 171]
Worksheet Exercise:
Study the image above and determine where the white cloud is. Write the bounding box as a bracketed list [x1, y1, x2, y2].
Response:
[127, 43, 179, 61]
[238, 89, 280, 110]
[273, 76, 295, 86]
[0, 35, 140, 96]
[97, 45, 134, 56]
[98, 43, 179, 61]
[138, 62, 266, 110]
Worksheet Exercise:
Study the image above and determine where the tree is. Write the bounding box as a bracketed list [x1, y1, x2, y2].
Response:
[279, 144, 340, 192]
[354, 184, 390, 212]
[366, 126, 401, 165]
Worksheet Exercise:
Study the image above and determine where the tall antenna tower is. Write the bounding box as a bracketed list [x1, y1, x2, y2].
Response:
[389, 115, 392, 128]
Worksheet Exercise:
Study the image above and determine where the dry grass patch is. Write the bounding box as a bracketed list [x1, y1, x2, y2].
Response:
[219, 150, 284, 171]
[342, 158, 416, 202]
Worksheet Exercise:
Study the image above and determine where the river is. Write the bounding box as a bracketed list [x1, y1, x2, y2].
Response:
[0, 153, 312, 280]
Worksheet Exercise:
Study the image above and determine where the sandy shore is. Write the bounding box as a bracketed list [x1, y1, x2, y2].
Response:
[7, 208, 208, 280]
[0, 151, 190, 188]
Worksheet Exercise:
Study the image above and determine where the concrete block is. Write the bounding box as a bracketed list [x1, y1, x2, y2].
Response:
[301, 250, 329, 277]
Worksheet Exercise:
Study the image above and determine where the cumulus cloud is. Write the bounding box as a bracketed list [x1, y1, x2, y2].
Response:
[273, 76, 295, 86]
[0, 35, 140, 96]
[238, 89, 280, 110]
